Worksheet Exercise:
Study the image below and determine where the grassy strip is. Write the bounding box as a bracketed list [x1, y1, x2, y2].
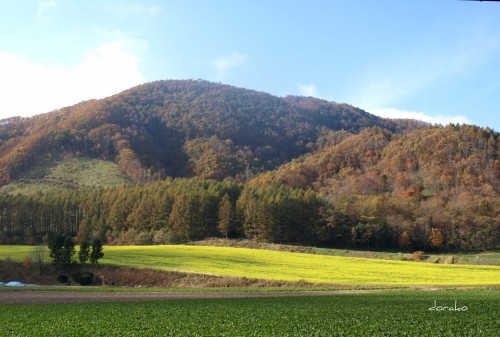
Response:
[0, 285, 388, 293]
[191, 238, 500, 265]
[0, 290, 498, 336]
[0, 245, 42, 260]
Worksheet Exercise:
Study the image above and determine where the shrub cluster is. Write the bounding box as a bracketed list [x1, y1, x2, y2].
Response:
[72, 271, 94, 285]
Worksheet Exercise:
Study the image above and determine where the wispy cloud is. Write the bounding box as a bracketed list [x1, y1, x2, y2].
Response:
[370, 108, 471, 126]
[297, 83, 318, 97]
[212, 52, 246, 80]
[36, 0, 59, 20]
[107, 4, 161, 18]
[0, 40, 144, 119]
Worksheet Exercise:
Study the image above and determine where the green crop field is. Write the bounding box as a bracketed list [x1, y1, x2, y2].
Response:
[2, 245, 499, 286]
[0, 290, 498, 336]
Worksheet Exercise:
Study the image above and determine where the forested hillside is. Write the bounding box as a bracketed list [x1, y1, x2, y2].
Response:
[250, 125, 500, 251]
[0, 80, 498, 251]
[0, 80, 419, 185]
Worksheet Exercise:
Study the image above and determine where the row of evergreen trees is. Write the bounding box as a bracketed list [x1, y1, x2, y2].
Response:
[47, 232, 103, 268]
[0, 177, 496, 251]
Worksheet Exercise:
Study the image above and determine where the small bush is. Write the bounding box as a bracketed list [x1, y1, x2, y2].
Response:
[427, 256, 441, 263]
[1, 257, 16, 275]
[22, 256, 33, 270]
[395, 253, 405, 261]
[152, 229, 169, 244]
[410, 251, 425, 262]
[57, 274, 69, 284]
[135, 231, 152, 245]
[443, 256, 455, 264]
[72, 271, 94, 285]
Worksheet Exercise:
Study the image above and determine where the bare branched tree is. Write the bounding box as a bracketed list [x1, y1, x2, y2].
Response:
[31, 244, 47, 276]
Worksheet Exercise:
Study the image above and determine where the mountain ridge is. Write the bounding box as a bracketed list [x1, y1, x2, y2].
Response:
[0, 79, 424, 186]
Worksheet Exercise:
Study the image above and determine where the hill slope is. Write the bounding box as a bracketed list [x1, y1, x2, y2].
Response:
[248, 125, 500, 250]
[0, 80, 421, 186]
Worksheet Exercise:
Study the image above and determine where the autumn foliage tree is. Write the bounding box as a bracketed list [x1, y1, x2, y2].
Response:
[429, 228, 445, 251]
[217, 194, 234, 238]
[398, 231, 411, 250]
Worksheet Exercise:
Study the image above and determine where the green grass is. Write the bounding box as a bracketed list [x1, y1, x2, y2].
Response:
[2, 245, 499, 286]
[0, 290, 498, 336]
[0, 156, 129, 195]
[44, 157, 129, 187]
[0, 181, 72, 195]
[193, 238, 500, 266]
[0, 245, 41, 260]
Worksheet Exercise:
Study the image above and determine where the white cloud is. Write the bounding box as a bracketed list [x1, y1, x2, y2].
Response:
[297, 83, 318, 97]
[0, 41, 144, 119]
[36, 0, 59, 20]
[212, 52, 246, 80]
[108, 4, 161, 18]
[370, 108, 471, 126]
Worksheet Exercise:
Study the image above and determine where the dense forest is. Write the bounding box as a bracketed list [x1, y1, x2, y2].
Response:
[0, 80, 498, 251]
[0, 80, 420, 184]
[250, 125, 500, 251]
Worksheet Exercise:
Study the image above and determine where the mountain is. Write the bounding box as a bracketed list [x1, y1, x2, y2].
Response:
[0, 80, 422, 187]
[1, 79, 498, 251]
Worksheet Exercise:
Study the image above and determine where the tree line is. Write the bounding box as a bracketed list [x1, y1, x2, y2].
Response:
[0, 176, 497, 252]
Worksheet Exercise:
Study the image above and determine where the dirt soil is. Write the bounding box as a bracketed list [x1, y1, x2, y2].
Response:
[0, 261, 335, 288]
[0, 289, 382, 304]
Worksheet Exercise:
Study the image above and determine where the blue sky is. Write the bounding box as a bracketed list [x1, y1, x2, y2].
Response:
[1, 1, 499, 131]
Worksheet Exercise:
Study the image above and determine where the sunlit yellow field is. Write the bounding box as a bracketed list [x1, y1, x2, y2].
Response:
[3, 245, 498, 286]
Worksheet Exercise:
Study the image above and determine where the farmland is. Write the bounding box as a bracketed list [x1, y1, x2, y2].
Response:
[1, 245, 499, 336]
[1, 245, 499, 286]
[0, 290, 498, 336]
